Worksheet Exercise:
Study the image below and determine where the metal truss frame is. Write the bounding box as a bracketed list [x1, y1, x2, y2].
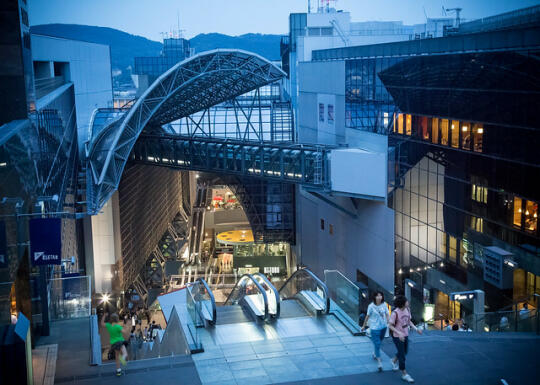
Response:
[131, 134, 331, 188]
[86, 50, 285, 214]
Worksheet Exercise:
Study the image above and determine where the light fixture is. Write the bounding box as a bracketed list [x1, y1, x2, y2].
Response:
[534, 213, 538, 218]
[518, 208, 522, 213]
[195, 174, 199, 179]
[410, 268, 414, 273]
[407, 281, 414, 288]
[440, 262, 444, 267]
[477, 128, 483, 134]
[462, 126, 468, 132]
[416, 267, 421, 271]
[525, 210, 530, 216]
[440, 279, 446, 285]
[101, 293, 110, 303]
[398, 268, 403, 274]
[451, 124, 455, 129]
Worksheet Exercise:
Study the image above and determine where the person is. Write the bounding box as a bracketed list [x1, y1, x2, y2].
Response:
[500, 315, 509, 331]
[452, 324, 459, 331]
[519, 303, 530, 320]
[388, 295, 422, 383]
[101, 312, 128, 376]
[444, 319, 452, 331]
[361, 291, 390, 372]
[143, 326, 149, 341]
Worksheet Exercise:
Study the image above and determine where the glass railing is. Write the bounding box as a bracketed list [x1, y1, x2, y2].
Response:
[191, 278, 216, 325]
[324, 270, 360, 322]
[253, 273, 280, 318]
[279, 268, 330, 314]
[463, 309, 539, 333]
[224, 274, 269, 320]
[49, 275, 92, 320]
[185, 285, 203, 351]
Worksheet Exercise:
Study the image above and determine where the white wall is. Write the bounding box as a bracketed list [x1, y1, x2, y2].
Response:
[31, 34, 113, 151]
[294, 188, 395, 292]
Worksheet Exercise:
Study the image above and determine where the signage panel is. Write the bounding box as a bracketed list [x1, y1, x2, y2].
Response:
[30, 218, 61, 265]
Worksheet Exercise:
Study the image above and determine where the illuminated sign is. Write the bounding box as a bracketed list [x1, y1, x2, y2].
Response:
[451, 291, 477, 301]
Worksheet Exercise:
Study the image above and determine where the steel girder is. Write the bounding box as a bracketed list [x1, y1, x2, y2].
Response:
[131, 134, 331, 188]
[86, 50, 285, 214]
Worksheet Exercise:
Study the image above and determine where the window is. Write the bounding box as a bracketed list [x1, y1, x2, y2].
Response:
[451, 120, 459, 148]
[440, 119, 449, 145]
[513, 197, 523, 227]
[449, 236, 457, 263]
[431, 118, 439, 144]
[461, 122, 471, 150]
[472, 124, 483, 152]
[471, 217, 483, 233]
[406, 114, 412, 135]
[329, 224, 334, 235]
[320, 219, 325, 230]
[319, 103, 325, 122]
[420, 116, 429, 140]
[472, 184, 488, 204]
[328, 104, 334, 124]
[397, 114, 404, 134]
[524, 200, 538, 232]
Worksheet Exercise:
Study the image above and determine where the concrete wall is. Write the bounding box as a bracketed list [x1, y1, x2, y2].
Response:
[30, 34, 113, 150]
[294, 188, 395, 292]
[297, 60, 345, 145]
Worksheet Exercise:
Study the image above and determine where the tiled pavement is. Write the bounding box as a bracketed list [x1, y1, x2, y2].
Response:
[192, 315, 392, 385]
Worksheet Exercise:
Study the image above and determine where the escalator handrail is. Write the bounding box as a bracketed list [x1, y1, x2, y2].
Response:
[224, 274, 269, 320]
[253, 272, 281, 318]
[195, 277, 217, 325]
[278, 268, 330, 314]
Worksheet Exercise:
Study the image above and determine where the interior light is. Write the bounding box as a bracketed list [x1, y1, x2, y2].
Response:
[398, 268, 403, 274]
[440, 279, 446, 285]
[518, 208, 522, 213]
[410, 268, 414, 273]
[416, 267, 421, 271]
[451, 124, 455, 129]
[525, 210, 530, 216]
[462, 126, 468, 132]
[534, 213, 538, 218]
[477, 128, 483, 134]
[440, 262, 444, 267]
[101, 293, 110, 303]
[407, 281, 414, 288]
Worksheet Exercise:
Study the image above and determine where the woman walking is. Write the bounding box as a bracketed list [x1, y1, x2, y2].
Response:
[361, 290, 389, 372]
[388, 295, 422, 383]
[101, 312, 128, 376]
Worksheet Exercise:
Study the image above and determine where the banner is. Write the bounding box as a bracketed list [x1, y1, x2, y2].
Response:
[30, 218, 61, 265]
[0, 221, 6, 267]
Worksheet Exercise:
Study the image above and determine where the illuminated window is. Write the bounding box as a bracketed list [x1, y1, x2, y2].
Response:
[472, 184, 488, 204]
[461, 122, 471, 150]
[431, 118, 439, 144]
[451, 120, 459, 148]
[319, 103, 325, 122]
[524, 200, 538, 232]
[472, 124, 483, 152]
[441, 119, 449, 145]
[471, 216, 483, 232]
[406, 114, 412, 135]
[420, 116, 429, 140]
[449, 236, 457, 263]
[513, 197, 523, 227]
[398, 114, 404, 134]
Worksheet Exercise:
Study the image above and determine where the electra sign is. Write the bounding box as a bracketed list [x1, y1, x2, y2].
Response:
[451, 291, 477, 301]
[30, 218, 61, 266]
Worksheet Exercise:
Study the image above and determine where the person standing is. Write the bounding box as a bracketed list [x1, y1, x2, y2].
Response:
[388, 295, 422, 383]
[361, 291, 390, 372]
[101, 312, 128, 376]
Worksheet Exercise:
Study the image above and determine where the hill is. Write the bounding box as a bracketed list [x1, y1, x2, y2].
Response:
[30, 24, 282, 86]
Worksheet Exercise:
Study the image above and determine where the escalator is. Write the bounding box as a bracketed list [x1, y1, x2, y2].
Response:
[188, 268, 331, 327]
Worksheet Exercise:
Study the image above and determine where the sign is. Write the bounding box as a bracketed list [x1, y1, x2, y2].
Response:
[0, 221, 6, 267]
[30, 218, 61, 265]
[451, 291, 477, 301]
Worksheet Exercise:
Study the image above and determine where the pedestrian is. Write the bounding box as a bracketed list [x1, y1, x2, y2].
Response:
[417, 318, 428, 331]
[361, 290, 389, 372]
[444, 319, 452, 331]
[143, 326, 149, 341]
[101, 312, 128, 376]
[388, 295, 422, 383]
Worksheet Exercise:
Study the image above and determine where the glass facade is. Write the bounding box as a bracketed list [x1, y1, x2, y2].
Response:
[343, 46, 540, 313]
[134, 38, 191, 76]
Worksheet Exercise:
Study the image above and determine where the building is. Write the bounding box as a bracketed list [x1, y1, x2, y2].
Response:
[290, 4, 540, 320]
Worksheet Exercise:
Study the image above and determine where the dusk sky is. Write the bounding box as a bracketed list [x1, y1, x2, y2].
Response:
[29, 0, 540, 41]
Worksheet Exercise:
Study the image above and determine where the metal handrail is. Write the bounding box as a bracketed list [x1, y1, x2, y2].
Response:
[224, 273, 269, 320]
[278, 268, 330, 314]
[253, 272, 280, 318]
[194, 277, 216, 325]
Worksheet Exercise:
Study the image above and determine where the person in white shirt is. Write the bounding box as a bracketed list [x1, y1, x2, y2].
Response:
[361, 290, 390, 372]
[519, 303, 530, 320]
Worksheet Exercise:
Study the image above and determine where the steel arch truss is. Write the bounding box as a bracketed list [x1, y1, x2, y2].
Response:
[131, 134, 331, 188]
[86, 50, 285, 214]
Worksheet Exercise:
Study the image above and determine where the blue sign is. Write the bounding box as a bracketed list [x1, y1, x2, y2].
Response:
[30, 218, 61, 265]
[0, 221, 6, 267]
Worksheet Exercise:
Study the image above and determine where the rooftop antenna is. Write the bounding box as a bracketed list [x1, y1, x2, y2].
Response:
[308, 0, 311, 13]
[423, 6, 428, 22]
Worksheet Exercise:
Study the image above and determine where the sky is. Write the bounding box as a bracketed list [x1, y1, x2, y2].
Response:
[28, 0, 540, 41]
